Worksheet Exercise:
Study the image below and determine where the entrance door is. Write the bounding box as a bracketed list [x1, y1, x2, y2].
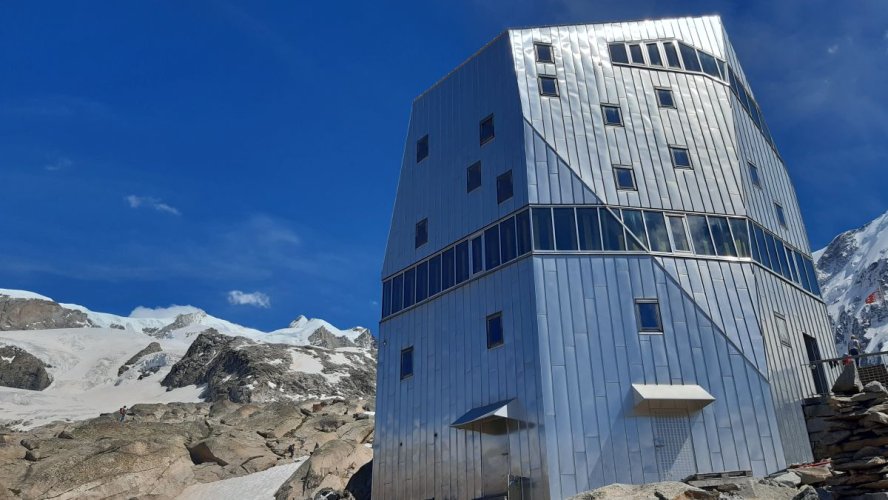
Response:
[480, 419, 510, 498]
[804, 333, 828, 395]
[653, 412, 696, 481]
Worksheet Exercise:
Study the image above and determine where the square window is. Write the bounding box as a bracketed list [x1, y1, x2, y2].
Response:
[535, 43, 554, 63]
[669, 146, 692, 169]
[628, 44, 645, 64]
[496, 170, 513, 204]
[415, 218, 428, 248]
[400, 346, 414, 379]
[635, 299, 663, 333]
[748, 162, 761, 187]
[656, 88, 675, 108]
[539, 76, 558, 97]
[486, 312, 504, 349]
[416, 135, 428, 163]
[602, 104, 623, 126]
[613, 166, 637, 190]
[480, 114, 495, 145]
[608, 43, 629, 64]
[467, 161, 482, 192]
[775, 203, 787, 227]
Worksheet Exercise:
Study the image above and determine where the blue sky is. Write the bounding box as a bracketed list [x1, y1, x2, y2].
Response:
[1, 1, 886, 332]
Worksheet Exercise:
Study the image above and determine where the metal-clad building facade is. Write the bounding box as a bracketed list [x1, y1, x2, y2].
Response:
[375, 16, 838, 499]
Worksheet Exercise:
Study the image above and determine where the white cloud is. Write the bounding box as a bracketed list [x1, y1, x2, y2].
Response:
[129, 305, 202, 318]
[126, 195, 180, 215]
[44, 157, 72, 172]
[227, 290, 271, 308]
[827, 44, 839, 55]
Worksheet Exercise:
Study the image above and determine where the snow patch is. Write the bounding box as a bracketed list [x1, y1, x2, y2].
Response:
[176, 458, 307, 500]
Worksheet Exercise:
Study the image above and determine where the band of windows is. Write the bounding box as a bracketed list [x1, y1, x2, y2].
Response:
[382, 205, 821, 319]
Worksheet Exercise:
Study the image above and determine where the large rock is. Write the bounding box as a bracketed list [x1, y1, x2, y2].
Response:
[567, 482, 717, 499]
[0, 345, 52, 390]
[161, 330, 376, 404]
[275, 439, 373, 500]
[0, 296, 92, 331]
[187, 431, 280, 473]
[833, 362, 864, 395]
[117, 341, 162, 376]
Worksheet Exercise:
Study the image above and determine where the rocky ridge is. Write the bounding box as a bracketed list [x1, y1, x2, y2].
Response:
[0, 345, 52, 391]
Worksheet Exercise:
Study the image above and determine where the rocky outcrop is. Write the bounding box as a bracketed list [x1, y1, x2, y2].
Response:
[161, 330, 376, 404]
[0, 398, 375, 499]
[275, 439, 373, 500]
[117, 341, 162, 376]
[0, 296, 92, 331]
[803, 363, 888, 497]
[0, 345, 52, 390]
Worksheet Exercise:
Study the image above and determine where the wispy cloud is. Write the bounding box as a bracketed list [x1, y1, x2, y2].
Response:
[827, 44, 839, 55]
[44, 157, 73, 172]
[125, 195, 181, 216]
[227, 290, 271, 308]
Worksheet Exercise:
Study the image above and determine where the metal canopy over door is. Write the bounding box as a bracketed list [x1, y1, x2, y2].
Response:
[653, 412, 696, 481]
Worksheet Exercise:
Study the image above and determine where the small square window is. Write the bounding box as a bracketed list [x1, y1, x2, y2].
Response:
[466, 161, 481, 192]
[487, 312, 504, 349]
[669, 146, 692, 169]
[748, 162, 761, 187]
[415, 218, 428, 248]
[539, 76, 558, 97]
[628, 44, 645, 65]
[656, 88, 675, 108]
[602, 104, 623, 126]
[635, 299, 663, 333]
[416, 135, 428, 163]
[496, 170, 513, 204]
[613, 166, 637, 190]
[775, 203, 787, 227]
[400, 346, 414, 379]
[608, 43, 629, 64]
[535, 43, 554, 63]
[480, 114, 495, 145]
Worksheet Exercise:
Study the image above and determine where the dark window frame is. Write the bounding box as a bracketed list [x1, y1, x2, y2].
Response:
[628, 43, 645, 65]
[635, 299, 664, 334]
[613, 165, 637, 191]
[486, 312, 504, 349]
[496, 170, 513, 204]
[655, 87, 675, 108]
[400, 346, 414, 380]
[534, 42, 555, 63]
[538, 75, 559, 97]
[601, 104, 624, 126]
[416, 135, 429, 163]
[748, 162, 762, 188]
[775, 202, 787, 227]
[466, 161, 482, 193]
[608, 43, 629, 64]
[669, 146, 692, 169]
[415, 218, 428, 248]
[480, 114, 495, 146]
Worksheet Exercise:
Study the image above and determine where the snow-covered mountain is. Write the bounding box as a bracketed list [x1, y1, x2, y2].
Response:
[0, 288, 376, 429]
[814, 210, 888, 356]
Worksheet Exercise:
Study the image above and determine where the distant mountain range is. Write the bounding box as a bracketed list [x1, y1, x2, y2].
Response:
[814, 210, 888, 357]
[0, 289, 376, 429]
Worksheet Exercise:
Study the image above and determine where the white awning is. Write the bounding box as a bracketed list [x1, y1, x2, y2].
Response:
[451, 398, 516, 431]
[632, 384, 715, 412]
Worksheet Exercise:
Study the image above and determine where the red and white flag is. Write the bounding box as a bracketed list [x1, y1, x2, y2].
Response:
[866, 291, 880, 304]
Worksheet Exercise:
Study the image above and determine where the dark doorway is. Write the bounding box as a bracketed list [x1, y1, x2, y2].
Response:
[804, 333, 828, 395]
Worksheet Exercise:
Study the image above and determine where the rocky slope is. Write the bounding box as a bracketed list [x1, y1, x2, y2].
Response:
[0, 289, 376, 430]
[815, 210, 888, 355]
[0, 398, 374, 499]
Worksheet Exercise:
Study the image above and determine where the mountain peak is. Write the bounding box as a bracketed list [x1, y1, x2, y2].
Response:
[288, 315, 309, 328]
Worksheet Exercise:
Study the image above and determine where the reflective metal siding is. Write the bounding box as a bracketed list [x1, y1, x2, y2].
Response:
[373, 258, 548, 499]
[532, 254, 787, 497]
[381, 35, 528, 278]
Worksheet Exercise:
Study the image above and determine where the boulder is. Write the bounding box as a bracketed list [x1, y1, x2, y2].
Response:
[187, 432, 279, 472]
[771, 471, 802, 488]
[567, 482, 717, 499]
[117, 341, 162, 376]
[789, 465, 832, 485]
[833, 363, 864, 395]
[0, 345, 52, 390]
[275, 439, 373, 500]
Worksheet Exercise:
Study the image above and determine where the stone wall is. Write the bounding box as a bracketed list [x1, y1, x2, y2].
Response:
[804, 363, 888, 497]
